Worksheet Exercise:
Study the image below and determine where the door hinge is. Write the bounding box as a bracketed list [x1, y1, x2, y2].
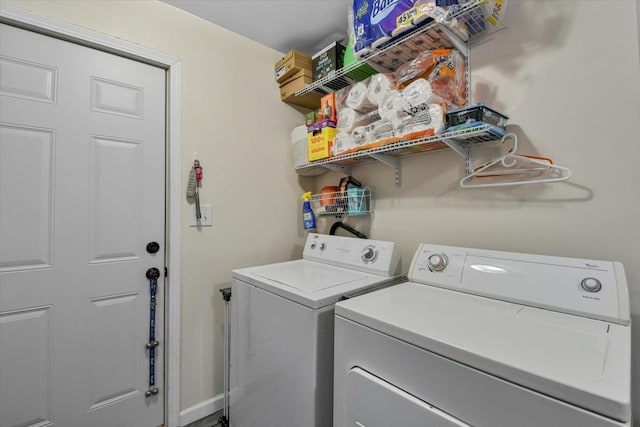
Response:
[164, 266, 168, 277]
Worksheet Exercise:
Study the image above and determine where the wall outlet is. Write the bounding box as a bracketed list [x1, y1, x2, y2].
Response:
[189, 204, 212, 227]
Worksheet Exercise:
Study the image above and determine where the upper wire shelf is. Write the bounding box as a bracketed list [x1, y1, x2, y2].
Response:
[296, 0, 507, 96]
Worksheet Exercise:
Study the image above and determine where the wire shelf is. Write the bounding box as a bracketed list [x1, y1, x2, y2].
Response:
[310, 187, 372, 217]
[295, 125, 505, 173]
[296, 0, 507, 97]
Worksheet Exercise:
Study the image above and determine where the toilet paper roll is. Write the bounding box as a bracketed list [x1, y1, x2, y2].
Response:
[338, 108, 381, 133]
[367, 74, 396, 106]
[333, 132, 354, 155]
[351, 126, 369, 146]
[346, 82, 376, 113]
[378, 90, 410, 121]
[402, 78, 433, 107]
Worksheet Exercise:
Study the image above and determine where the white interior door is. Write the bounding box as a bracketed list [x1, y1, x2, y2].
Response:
[0, 23, 166, 427]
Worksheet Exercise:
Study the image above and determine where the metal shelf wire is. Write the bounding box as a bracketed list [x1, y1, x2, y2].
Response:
[295, 0, 507, 97]
[295, 125, 504, 171]
[310, 187, 372, 217]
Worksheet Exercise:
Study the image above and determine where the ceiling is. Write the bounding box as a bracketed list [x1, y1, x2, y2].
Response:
[161, 0, 351, 55]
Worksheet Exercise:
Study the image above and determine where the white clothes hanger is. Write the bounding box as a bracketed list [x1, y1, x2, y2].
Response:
[460, 133, 572, 188]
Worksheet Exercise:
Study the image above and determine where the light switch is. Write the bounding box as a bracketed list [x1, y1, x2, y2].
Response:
[190, 204, 212, 227]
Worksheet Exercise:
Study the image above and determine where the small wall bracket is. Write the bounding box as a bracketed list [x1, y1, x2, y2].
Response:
[369, 153, 401, 187]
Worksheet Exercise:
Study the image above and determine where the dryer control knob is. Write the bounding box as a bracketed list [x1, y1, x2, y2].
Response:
[362, 246, 378, 263]
[428, 254, 448, 272]
[581, 277, 602, 293]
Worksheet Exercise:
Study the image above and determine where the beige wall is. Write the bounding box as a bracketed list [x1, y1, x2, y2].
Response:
[1, 0, 311, 417]
[317, 1, 640, 422]
[4, 0, 640, 424]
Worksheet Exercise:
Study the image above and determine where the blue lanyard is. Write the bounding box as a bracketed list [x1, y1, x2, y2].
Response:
[145, 268, 160, 397]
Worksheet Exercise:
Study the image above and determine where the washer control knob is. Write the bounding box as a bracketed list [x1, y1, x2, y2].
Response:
[581, 277, 602, 293]
[428, 254, 448, 272]
[361, 246, 378, 263]
[310, 242, 317, 250]
[320, 243, 326, 251]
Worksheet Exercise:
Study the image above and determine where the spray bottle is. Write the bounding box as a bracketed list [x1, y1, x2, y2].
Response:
[301, 191, 316, 232]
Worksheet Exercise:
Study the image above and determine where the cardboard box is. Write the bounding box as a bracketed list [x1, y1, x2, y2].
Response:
[307, 120, 337, 161]
[279, 69, 321, 109]
[275, 49, 313, 83]
[312, 42, 346, 81]
[319, 93, 337, 123]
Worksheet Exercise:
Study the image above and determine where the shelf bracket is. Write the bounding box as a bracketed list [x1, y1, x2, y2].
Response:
[322, 164, 352, 175]
[443, 138, 467, 158]
[369, 153, 401, 187]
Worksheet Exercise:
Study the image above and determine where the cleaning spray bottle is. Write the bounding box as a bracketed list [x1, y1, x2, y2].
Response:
[301, 191, 316, 232]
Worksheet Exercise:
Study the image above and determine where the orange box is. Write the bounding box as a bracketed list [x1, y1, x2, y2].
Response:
[307, 121, 337, 161]
[319, 93, 337, 123]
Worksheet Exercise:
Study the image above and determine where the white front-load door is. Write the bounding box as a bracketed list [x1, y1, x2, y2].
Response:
[0, 23, 166, 427]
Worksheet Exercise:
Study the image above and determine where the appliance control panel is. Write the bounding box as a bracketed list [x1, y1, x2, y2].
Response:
[409, 243, 630, 325]
[303, 233, 401, 277]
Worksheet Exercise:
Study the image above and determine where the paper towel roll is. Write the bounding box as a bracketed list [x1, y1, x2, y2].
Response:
[378, 90, 410, 121]
[391, 22, 415, 37]
[395, 103, 445, 136]
[369, 119, 394, 142]
[355, 46, 372, 59]
[346, 82, 376, 113]
[371, 35, 392, 50]
[402, 78, 433, 107]
[367, 74, 396, 106]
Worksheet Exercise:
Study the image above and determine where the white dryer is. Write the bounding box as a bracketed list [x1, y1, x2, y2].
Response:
[334, 243, 631, 427]
[230, 233, 402, 427]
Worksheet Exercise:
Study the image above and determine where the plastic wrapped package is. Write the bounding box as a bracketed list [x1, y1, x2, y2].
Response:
[366, 73, 397, 106]
[333, 131, 356, 156]
[337, 108, 381, 133]
[394, 49, 466, 108]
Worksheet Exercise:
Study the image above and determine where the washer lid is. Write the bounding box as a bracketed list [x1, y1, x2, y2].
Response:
[232, 260, 398, 309]
[335, 282, 631, 423]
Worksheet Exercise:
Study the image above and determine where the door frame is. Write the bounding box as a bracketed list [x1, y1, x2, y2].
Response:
[0, 5, 183, 427]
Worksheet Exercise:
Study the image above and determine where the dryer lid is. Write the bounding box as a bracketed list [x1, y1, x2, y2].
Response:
[232, 260, 398, 309]
[335, 282, 631, 423]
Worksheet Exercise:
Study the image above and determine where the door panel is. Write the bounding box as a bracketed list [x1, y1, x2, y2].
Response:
[0, 307, 53, 427]
[89, 135, 143, 263]
[0, 124, 54, 271]
[0, 23, 165, 427]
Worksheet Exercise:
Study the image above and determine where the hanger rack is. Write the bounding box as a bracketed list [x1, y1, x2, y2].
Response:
[459, 133, 572, 188]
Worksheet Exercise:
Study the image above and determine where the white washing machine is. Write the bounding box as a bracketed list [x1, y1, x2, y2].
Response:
[334, 243, 631, 427]
[230, 233, 402, 427]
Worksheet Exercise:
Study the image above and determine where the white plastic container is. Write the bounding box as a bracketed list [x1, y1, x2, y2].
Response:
[290, 125, 308, 167]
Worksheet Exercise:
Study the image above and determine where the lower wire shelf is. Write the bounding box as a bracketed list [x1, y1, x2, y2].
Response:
[295, 125, 505, 186]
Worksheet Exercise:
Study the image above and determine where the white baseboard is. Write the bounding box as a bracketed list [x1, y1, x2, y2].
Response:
[179, 393, 225, 426]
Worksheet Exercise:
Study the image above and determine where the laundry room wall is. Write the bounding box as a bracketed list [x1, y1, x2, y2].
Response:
[316, 1, 640, 421]
[1, 0, 310, 423]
